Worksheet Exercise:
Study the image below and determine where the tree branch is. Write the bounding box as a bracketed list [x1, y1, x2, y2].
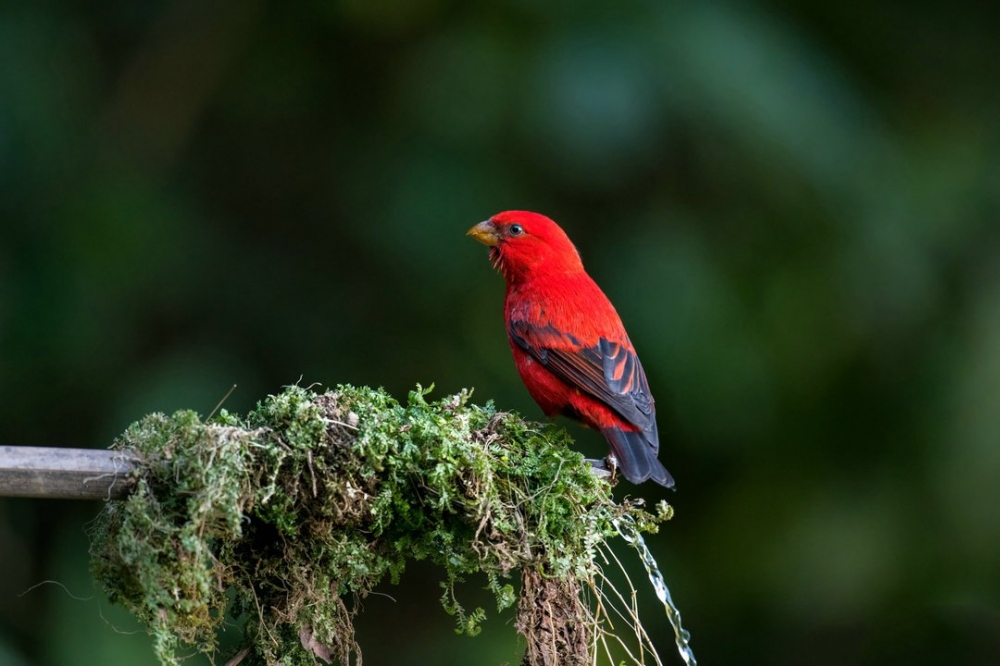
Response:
[3, 386, 671, 666]
[0, 446, 138, 500]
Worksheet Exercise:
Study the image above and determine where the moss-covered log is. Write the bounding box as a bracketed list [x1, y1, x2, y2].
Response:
[89, 384, 668, 666]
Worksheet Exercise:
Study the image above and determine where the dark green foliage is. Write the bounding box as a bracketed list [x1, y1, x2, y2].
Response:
[89, 385, 664, 666]
[4, 1, 1000, 663]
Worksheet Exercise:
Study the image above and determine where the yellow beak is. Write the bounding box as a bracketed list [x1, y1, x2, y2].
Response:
[467, 220, 499, 247]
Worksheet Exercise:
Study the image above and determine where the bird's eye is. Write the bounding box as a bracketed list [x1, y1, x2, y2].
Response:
[509, 224, 524, 236]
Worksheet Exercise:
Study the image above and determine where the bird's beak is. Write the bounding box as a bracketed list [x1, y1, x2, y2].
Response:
[467, 219, 499, 247]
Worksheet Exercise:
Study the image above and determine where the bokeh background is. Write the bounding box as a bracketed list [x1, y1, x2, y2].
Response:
[2, 1, 1000, 664]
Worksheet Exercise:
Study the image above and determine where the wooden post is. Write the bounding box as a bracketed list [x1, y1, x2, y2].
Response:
[0, 446, 138, 500]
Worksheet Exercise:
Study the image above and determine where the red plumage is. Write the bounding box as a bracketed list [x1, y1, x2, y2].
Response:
[468, 210, 674, 487]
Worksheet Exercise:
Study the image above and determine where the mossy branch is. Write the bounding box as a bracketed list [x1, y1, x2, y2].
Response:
[87, 384, 669, 666]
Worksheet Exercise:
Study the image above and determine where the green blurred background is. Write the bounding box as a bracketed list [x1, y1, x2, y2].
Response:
[2, 0, 999, 664]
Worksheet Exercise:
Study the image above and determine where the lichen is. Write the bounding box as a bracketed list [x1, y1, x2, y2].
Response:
[89, 384, 667, 666]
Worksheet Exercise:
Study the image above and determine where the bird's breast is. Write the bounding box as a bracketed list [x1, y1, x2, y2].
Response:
[505, 277, 621, 348]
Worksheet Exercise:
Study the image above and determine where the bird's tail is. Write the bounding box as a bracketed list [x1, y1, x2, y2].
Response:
[601, 426, 675, 488]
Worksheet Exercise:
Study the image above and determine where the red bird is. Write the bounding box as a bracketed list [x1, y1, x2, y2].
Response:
[468, 211, 674, 487]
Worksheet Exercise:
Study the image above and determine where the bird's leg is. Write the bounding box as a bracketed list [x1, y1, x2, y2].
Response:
[605, 452, 619, 483]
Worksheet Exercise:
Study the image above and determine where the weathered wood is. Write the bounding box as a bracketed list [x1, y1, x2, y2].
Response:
[0, 446, 139, 500]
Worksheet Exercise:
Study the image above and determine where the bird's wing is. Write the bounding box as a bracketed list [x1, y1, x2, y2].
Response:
[508, 319, 657, 444]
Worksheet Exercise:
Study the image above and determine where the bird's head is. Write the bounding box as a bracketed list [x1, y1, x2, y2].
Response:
[467, 211, 583, 282]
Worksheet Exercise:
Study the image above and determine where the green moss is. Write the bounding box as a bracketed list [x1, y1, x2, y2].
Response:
[89, 384, 667, 665]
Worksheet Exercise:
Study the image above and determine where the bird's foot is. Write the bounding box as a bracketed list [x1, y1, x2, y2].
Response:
[584, 455, 618, 484]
